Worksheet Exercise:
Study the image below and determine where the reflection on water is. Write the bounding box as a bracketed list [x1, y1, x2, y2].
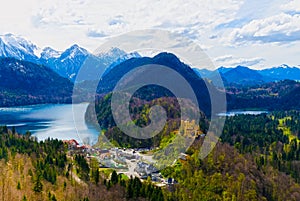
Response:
[0, 103, 99, 145]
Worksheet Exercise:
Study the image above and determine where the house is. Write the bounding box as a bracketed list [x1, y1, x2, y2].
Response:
[78, 144, 91, 150]
[101, 149, 109, 154]
[135, 162, 159, 175]
[63, 139, 79, 149]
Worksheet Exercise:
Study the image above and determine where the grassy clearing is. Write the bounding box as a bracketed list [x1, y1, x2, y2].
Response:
[159, 131, 177, 150]
[119, 173, 129, 180]
[99, 168, 114, 177]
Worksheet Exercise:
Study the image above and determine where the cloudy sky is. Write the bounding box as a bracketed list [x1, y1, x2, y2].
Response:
[0, 0, 299, 69]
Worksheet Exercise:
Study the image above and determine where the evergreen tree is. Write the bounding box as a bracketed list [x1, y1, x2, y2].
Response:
[33, 175, 43, 193]
[111, 170, 118, 184]
[17, 181, 21, 190]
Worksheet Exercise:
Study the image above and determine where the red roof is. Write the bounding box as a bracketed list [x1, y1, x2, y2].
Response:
[63, 139, 79, 146]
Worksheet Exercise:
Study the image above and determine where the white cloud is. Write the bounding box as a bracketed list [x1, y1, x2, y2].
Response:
[86, 29, 107, 38]
[0, 0, 244, 52]
[0, 0, 299, 69]
[214, 55, 233, 62]
[227, 13, 300, 44]
[29, 0, 242, 45]
[31, 0, 88, 27]
[281, 0, 300, 13]
[214, 55, 265, 67]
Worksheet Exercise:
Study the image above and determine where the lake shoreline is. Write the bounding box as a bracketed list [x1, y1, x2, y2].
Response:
[217, 110, 268, 117]
[0, 103, 99, 145]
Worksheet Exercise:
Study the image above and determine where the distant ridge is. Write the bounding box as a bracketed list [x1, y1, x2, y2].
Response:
[259, 64, 300, 81]
[193, 65, 300, 86]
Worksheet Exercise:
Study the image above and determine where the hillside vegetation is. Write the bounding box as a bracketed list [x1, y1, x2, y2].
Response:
[0, 127, 162, 201]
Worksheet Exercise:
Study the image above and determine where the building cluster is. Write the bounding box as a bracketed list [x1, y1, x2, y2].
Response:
[63, 120, 201, 186]
[63, 139, 91, 150]
[135, 161, 158, 175]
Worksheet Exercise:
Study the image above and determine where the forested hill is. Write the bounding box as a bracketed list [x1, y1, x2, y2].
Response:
[0, 57, 73, 106]
[87, 52, 218, 149]
[227, 80, 300, 110]
[87, 92, 208, 148]
[96, 52, 224, 116]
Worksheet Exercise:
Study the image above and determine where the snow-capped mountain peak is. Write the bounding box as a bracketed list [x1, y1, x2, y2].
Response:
[0, 33, 39, 62]
[102, 51, 141, 76]
[0, 33, 36, 52]
[0, 33, 143, 83]
[96, 47, 126, 58]
[109, 51, 141, 67]
[278, 64, 290, 69]
[0, 34, 139, 82]
[40, 47, 61, 60]
[60, 44, 89, 60]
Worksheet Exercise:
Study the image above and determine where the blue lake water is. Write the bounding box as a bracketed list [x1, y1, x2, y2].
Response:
[217, 110, 268, 117]
[0, 103, 269, 145]
[0, 103, 100, 145]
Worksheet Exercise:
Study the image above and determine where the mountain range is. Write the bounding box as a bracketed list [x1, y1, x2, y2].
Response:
[1, 33, 300, 111]
[194, 64, 300, 86]
[0, 33, 140, 82]
[1, 33, 299, 85]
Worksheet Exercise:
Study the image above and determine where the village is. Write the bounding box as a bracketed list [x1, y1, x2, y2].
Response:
[63, 120, 204, 186]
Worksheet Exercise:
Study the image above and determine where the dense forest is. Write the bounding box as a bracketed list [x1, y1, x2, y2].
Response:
[220, 111, 300, 182]
[227, 80, 300, 110]
[0, 58, 73, 106]
[161, 111, 300, 200]
[86, 89, 207, 148]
